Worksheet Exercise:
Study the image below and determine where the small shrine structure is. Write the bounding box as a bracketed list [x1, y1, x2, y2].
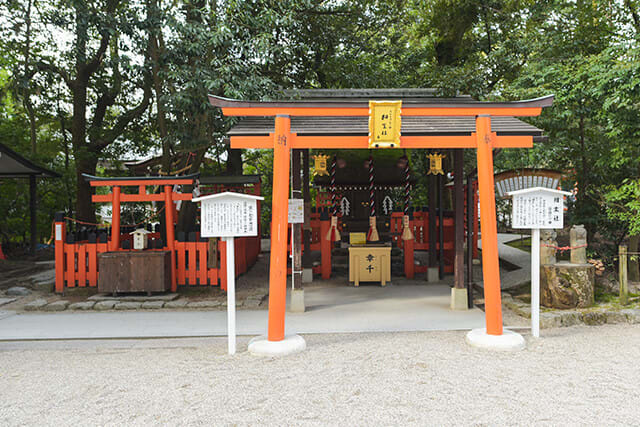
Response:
[209, 88, 553, 352]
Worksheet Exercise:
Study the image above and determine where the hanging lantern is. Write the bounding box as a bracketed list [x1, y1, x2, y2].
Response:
[313, 154, 330, 177]
[427, 153, 446, 175]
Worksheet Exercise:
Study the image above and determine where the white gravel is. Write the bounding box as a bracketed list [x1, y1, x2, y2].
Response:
[1, 325, 639, 426]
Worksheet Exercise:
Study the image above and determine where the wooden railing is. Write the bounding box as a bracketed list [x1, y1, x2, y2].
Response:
[54, 220, 259, 293]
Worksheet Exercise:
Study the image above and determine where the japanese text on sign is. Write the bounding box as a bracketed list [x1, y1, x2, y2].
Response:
[512, 193, 564, 229]
[368, 100, 402, 148]
[200, 198, 258, 237]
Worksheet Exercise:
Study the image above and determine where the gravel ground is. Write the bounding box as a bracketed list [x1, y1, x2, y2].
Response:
[1, 325, 639, 426]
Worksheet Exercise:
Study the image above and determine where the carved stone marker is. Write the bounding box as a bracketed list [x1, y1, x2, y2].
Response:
[570, 224, 587, 264]
[540, 230, 557, 265]
[541, 264, 595, 309]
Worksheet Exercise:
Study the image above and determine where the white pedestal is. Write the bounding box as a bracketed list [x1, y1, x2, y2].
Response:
[248, 334, 306, 356]
[465, 328, 525, 351]
[289, 289, 305, 313]
[427, 267, 439, 282]
[302, 268, 313, 283]
[450, 287, 468, 310]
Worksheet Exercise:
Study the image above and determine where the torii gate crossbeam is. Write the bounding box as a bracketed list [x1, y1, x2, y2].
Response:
[209, 94, 554, 343]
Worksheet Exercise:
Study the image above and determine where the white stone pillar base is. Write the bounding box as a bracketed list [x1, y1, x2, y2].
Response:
[427, 267, 439, 282]
[465, 328, 525, 351]
[450, 287, 468, 310]
[289, 289, 305, 313]
[248, 334, 306, 356]
[302, 268, 313, 283]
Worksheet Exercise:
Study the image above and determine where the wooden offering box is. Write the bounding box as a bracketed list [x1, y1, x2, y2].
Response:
[98, 251, 171, 294]
[348, 244, 391, 286]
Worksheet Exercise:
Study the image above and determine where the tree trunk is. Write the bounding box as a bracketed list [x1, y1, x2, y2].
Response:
[71, 77, 95, 222]
[629, 234, 639, 282]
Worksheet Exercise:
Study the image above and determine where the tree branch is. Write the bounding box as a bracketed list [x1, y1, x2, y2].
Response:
[93, 77, 152, 150]
[36, 61, 72, 89]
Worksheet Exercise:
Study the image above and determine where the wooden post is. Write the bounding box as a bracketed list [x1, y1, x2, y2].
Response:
[428, 172, 437, 268]
[110, 186, 121, 251]
[164, 185, 177, 291]
[466, 172, 475, 308]
[267, 115, 291, 342]
[619, 245, 628, 305]
[54, 214, 66, 293]
[29, 175, 37, 256]
[320, 209, 332, 279]
[302, 149, 312, 270]
[438, 173, 445, 279]
[475, 115, 503, 336]
[454, 149, 464, 289]
[292, 148, 303, 289]
[404, 214, 415, 279]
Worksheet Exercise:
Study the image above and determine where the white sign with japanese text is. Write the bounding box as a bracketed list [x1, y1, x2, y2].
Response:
[510, 188, 568, 229]
[192, 192, 263, 238]
[288, 198, 304, 224]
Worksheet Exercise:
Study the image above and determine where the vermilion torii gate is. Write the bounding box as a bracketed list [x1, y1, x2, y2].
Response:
[208, 92, 553, 351]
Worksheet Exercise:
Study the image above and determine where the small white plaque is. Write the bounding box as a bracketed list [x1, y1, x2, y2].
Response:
[193, 192, 263, 238]
[288, 199, 304, 224]
[55, 224, 62, 241]
[509, 187, 570, 229]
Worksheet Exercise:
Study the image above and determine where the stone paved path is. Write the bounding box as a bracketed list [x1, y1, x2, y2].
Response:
[478, 233, 531, 290]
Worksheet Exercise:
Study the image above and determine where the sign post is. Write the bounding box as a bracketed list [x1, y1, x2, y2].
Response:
[288, 198, 304, 290]
[508, 187, 570, 338]
[192, 191, 264, 354]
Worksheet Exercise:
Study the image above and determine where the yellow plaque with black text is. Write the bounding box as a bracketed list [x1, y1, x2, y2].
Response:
[368, 100, 402, 148]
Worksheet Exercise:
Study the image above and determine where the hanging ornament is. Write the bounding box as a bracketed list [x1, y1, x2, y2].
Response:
[427, 153, 446, 175]
[325, 155, 341, 242]
[401, 154, 414, 240]
[367, 154, 379, 241]
[340, 197, 351, 216]
[382, 195, 393, 215]
[313, 154, 330, 177]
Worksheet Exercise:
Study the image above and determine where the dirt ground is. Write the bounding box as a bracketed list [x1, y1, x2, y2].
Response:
[1, 324, 639, 425]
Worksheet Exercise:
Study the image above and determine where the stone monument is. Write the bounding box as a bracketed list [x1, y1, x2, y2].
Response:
[540, 230, 557, 265]
[541, 225, 595, 309]
[570, 224, 587, 264]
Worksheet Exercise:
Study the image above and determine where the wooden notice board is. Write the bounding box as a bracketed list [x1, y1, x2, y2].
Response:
[348, 244, 391, 286]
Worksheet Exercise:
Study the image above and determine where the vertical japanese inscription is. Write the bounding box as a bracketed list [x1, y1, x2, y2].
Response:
[368, 100, 402, 148]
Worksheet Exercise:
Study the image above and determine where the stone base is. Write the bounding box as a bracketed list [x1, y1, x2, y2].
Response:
[302, 268, 313, 283]
[248, 334, 306, 356]
[465, 328, 525, 351]
[541, 263, 595, 309]
[289, 289, 305, 313]
[427, 267, 439, 283]
[450, 288, 468, 310]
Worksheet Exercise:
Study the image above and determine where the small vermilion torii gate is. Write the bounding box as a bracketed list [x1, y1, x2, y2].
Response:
[208, 93, 554, 349]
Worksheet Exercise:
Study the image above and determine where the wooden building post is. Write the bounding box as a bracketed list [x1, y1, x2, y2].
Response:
[29, 175, 37, 256]
[267, 115, 291, 342]
[475, 115, 503, 335]
[302, 149, 312, 272]
[438, 172, 445, 279]
[466, 171, 475, 309]
[451, 149, 467, 309]
[110, 185, 121, 251]
[292, 149, 303, 290]
[54, 213, 66, 293]
[164, 185, 177, 291]
[428, 164, 438, 282]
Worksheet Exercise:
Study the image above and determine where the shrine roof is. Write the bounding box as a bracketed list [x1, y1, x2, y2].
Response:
[220, 89, 548, 138]
[228, 115, 544, 138]
[0, 143, 61, 178]
[199, 175, 261, 185]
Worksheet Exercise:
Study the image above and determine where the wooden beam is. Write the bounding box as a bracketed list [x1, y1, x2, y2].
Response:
[92, 193, 192, 203]
[222, 107, 543, 117]
[230, 134, 533, 150]
[88, 178, 196, 187]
